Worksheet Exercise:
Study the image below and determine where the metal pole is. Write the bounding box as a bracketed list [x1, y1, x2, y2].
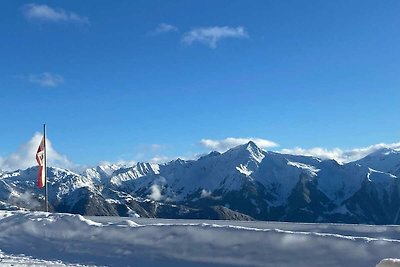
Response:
[44, 124, 49, 212]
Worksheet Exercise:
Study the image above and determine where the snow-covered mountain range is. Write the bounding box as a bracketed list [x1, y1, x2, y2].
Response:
[1, 141, 400, 224]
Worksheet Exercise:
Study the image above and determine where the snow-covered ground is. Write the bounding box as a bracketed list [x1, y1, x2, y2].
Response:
[0, 211, 399, 267]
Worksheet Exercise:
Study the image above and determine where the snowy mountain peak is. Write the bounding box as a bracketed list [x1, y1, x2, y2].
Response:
[244, 141, 265, 162]
[199, 151, 221, 160]
[225, 141, 265, 163]
[246, 140, 258, 149]
[370, 147, 399, 156]
[82, 164, 122, 183]
[355, 147, 400, 174]
[169, 158, 186, 165]
[97, 164, 122, 174]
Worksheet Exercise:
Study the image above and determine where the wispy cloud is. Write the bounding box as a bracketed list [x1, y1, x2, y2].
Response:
[182, 26, 248, 48]
[200, 189, 212, 198]
[146, 144, 167, 152]
[279, 142, 400, 163]
[27, 72, 64, 88]
[137, 141, 400, 165]
[200, 137, 278, 152]
[149, 155, 173, 164]
[148, 184, 162, 201]
[150, 23, 178, 35]
[107, 144, 171, 166]
[22, 3, 89, 24]
[0, 133, 75, 171]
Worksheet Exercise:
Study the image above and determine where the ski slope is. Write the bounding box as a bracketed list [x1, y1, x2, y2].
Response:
[0, 211, 399, 267]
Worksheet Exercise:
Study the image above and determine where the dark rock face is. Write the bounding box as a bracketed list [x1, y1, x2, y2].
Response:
[281, 174, 332, 222]
[344, 179, 400, 224]
[56, 188, 119, 216]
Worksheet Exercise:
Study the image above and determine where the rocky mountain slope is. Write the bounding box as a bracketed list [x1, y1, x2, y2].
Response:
[1, 142, 400, 224]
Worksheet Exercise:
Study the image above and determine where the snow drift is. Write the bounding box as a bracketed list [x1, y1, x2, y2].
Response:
[0, 211, 399, 266]
[376, 259, 400, 267]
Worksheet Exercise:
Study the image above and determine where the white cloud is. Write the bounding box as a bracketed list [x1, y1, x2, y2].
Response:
[0, 133, 74, 171]
[149, 155, 172, 164]
[148, 184, 162, 201]
[182, 26, 248, 48]
[200, 189, 212, 198]
[200, 137, 278, 152]
[279, 147, 344, 161]
[151, 23, 178, 35]
[8, 191, 41, 209]
[22, 3, 89, 24]
[146, 144, 167, 152]
[28, 72, 64, 87]
[279, 142, 400, 163]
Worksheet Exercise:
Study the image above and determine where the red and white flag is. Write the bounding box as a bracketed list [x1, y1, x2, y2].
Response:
[36, 136, 46, 188]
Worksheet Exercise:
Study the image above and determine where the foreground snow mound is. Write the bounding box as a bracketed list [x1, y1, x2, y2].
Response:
[0, 250, 92, 267]
[377, 259, 400, 267]
[0, 211, 400, 267]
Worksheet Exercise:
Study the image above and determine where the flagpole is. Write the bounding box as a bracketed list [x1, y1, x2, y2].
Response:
[44, 124, 49, 212]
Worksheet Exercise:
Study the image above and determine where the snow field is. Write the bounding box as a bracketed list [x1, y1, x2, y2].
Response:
[376, 259, 400, 267]
[0, 211, 400, 267]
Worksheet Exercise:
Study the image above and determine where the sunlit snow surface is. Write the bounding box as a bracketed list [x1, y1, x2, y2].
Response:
[0, 211, 399, 267]
[0, 251, 93, 267]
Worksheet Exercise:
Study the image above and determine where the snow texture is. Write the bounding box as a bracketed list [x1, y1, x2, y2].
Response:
[0, 211, 399, 267]
[376, 259, 400, 267]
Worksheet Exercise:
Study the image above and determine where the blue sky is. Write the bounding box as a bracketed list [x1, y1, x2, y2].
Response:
[1, 0, 400, 169]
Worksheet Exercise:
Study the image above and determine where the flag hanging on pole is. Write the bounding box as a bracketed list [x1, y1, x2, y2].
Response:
[36, 136, 46, 188]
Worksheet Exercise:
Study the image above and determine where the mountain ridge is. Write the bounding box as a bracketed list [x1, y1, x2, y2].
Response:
[1, 141, 400, 224]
